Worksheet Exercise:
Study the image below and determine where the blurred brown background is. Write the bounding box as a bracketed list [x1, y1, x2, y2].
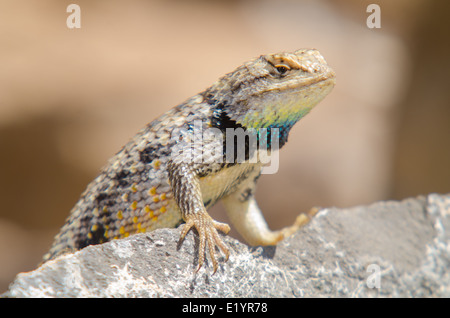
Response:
[1, 0, 449, 292]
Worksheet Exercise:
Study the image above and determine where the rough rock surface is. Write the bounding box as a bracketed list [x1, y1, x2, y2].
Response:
[3, 193, 450, 298]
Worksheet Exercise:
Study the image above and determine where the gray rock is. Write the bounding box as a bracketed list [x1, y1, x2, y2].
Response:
[3, 193, 450, 297]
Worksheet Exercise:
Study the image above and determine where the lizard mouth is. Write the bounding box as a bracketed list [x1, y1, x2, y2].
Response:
[266, 66, 336, 94]
[240, 65, 336, 129]
[306, 68, 336, 91]
[261, 48, 336, 93]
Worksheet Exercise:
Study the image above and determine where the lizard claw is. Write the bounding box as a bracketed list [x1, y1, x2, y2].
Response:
[179, 214, 230, 274]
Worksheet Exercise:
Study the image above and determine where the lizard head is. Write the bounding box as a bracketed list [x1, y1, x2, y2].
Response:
[209, 49, 335, 133]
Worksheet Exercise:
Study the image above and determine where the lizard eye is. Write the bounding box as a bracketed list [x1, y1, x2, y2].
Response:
[275, 64, 290, 75]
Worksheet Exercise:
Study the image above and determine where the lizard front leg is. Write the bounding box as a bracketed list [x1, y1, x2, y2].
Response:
[221, 170, 318, 246]
[168, 160, 230, 273]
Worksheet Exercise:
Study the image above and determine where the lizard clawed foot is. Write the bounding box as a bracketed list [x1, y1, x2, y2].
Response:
[280, 206, 321, 239]
[179, 214, 230, 274]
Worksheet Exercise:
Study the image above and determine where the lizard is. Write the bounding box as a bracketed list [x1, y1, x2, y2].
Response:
[42, 49, 336, 273]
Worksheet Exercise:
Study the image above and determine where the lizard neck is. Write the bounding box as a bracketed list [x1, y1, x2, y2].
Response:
[208, 97, 292, 150]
